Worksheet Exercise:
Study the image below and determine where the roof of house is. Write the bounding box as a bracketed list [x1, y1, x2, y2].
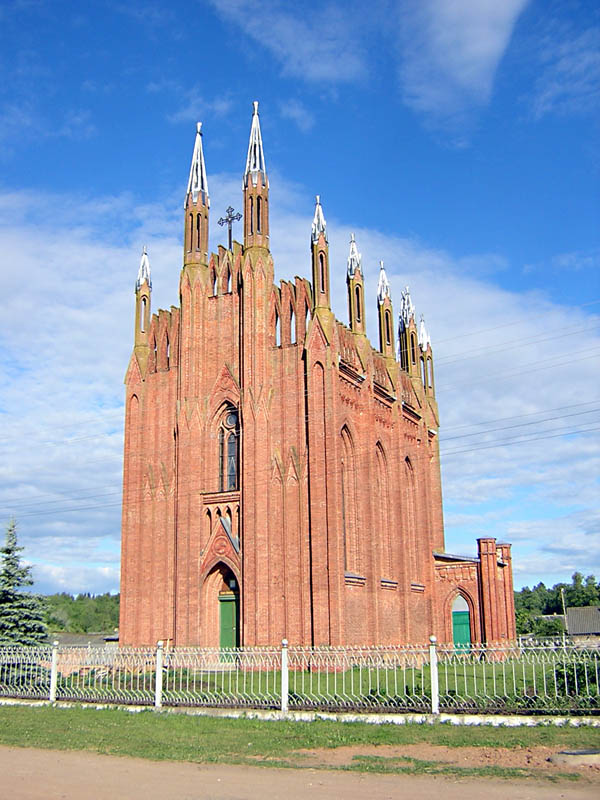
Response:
[566, 605, 600, 635]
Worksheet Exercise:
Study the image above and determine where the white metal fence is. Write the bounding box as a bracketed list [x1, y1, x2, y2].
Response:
[0, 637, 598, 715]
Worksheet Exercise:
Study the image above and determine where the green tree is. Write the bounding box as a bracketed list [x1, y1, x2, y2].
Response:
[0, 520, 47, 645]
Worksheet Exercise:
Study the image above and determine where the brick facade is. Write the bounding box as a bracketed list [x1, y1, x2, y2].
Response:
[119, 106, 516, 648]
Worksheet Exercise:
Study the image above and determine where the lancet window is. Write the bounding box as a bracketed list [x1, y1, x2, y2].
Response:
[218, 406, 240, 492]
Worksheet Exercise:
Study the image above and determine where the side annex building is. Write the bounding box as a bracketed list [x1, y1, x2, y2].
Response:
[119, 103, 516, 649]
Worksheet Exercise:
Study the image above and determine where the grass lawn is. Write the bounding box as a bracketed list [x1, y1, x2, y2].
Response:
[0, 703, 599, 781]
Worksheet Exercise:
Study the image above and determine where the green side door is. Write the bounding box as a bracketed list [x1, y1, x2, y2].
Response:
[452, 610, 471, 651]
[219, 593, 239, 650]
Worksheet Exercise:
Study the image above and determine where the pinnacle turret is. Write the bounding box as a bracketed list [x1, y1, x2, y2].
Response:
[377, 260, 391, 304]
[244, 101, 267, 188]
[399, 286, 415, 330]
[347, 233, 362, 277]
[186, 122, 209, 207]
[136, 246, 151, 290]
[311, 195, 327, 243]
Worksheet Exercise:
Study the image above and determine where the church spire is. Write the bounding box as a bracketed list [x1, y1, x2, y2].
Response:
[244, 101, 267, 188]
[243, 101, 269, 249]
[136, 246, 151, 291]
[134, 246, 151, 370]
[184, 122, 210, 267]
[347, 233, 361, 278]
[377, 260, 395, 360]
[186, 122, 209, 207]
[311, 195, 330, 310]
[311, 195, 327, 243]
[377, 260, 390, 304]
[347, 233, 365, 334]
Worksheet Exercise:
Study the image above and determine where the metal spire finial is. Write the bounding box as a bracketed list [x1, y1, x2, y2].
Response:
[377, 260, 391, 304]
[136, 246, 151, 291]
[244, 100, 267, 187]
[311, 195, 327, 243]
[186, 121, 209, 207]
[399, 286, 415, 330]
[347, 233, 362, 277]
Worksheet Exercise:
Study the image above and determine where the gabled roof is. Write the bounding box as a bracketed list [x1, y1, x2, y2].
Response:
[566, 605, 600, 635]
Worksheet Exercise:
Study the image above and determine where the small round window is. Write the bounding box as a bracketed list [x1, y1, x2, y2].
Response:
[226, 411, 238, 428]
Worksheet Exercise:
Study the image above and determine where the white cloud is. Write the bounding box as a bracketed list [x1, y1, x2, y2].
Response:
[146, 81, 233, 124]
[207, 0, 367, 82]
[0, 172, 597, 595]
[532, 25, 600, 118]
[279, 99, 315, 132]
[396, 0, 530, 126]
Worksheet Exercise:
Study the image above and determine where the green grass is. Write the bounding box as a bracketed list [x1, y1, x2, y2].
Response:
[0, 703, 598, 781]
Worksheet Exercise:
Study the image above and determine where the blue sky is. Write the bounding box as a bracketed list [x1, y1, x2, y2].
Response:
[0, 0, 598, 597]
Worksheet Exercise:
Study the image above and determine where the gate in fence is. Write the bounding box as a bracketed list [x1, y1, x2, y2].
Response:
[0, 637, 598, 715]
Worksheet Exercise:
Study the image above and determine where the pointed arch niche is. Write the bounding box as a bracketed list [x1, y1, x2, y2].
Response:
[375, 443, 392, 579]
[341, 426, 360, 575]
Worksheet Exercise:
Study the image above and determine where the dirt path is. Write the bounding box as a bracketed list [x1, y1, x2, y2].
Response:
[2, 745, 599, 800]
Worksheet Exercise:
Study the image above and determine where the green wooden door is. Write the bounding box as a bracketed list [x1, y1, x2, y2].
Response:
[219, 593, 239, 649]
[452, 610, 471, 651]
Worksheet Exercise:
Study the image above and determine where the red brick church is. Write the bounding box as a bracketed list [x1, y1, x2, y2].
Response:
[119, 103, 516, 648]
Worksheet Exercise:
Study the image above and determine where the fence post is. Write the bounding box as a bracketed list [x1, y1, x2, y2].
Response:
[49, 641, 59, 703]
[155, 640, 164, 709]
[281, 638, 289, 713]
[429, 635, 439, 715]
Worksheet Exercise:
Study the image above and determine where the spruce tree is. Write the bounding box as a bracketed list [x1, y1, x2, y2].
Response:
[0, 520, 47, 645]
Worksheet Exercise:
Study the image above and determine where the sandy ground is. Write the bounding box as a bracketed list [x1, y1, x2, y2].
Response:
[2, 745, 600, 800]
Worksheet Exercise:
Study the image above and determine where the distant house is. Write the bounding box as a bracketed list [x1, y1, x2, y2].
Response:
[566, 606, 600, 646]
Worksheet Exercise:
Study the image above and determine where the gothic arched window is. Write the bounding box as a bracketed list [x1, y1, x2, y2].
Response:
[219, 407, 239, 492]
[385, 310, 392, 346]
[319, 252, 325, 294]
[355, 285, 362, 323]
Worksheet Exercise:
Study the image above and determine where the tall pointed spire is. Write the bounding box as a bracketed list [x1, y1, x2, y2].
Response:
[311, 195, 327, 243]
[186, 122, 209, 207]
[244, 101, 267, 188]
[347, 233, 362, 278]
[136, 246, 151, 290]
[377, 260, 395, 360]
[377, 260, 390, 304]
[183, 122, 210, 267]
[243, 101, 270, 250]
[347, 233, 365, 334]
[311, 195, 330, 311]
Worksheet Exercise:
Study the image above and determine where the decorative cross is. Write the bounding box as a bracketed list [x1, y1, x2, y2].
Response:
[218, 206, 242, 250]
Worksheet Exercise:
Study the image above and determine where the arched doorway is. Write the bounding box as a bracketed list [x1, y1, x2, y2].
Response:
[452, 594, 471, 651]
[203, 563, 240, 649]
[219, 570, 240, 649]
